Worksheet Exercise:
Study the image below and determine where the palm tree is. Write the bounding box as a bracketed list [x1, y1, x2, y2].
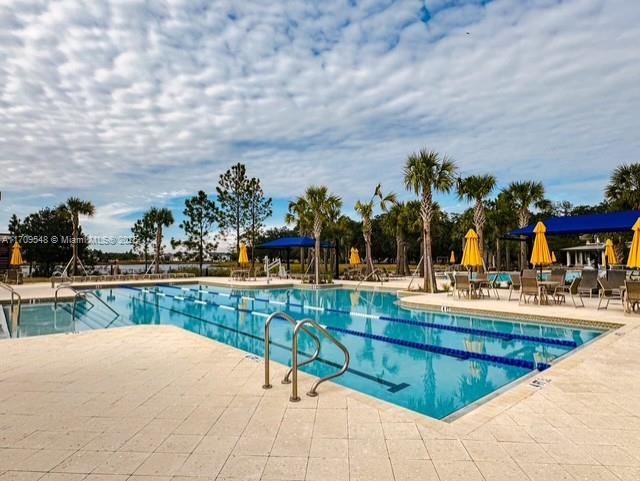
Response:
[354, 184, 396, 276]
[403, 149, 457, 292]
[285, 198, 313, 269]
[605, 163, 640, 210]
[456, 174, 496, 263]
[62, 197, 95, 276]
[297, 186, 342, 284]
[381, 201, 420, 276]
[146, 207, 174, 273]
[503, 181, 545, 270]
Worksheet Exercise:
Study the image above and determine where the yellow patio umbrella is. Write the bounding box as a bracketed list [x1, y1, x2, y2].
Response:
[530, 222, 552, 271]
[626, 218, 640, 268]
[449, 250, 456, 264]
[461, 229, 482, 270]
[10, 241, 24, 266]
[238, 243, 249, 266]
[604, 239, 618, 266]
[349, 247, 361, 266]
[551, 251, 557, 264]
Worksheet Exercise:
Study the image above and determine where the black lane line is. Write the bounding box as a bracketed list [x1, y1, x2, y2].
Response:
[118, 287, 409, 393]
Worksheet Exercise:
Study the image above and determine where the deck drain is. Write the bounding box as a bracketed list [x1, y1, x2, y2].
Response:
[529, 378, 551, 388]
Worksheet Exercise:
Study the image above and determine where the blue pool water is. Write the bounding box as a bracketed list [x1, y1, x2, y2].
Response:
[6, 284, 603, 419]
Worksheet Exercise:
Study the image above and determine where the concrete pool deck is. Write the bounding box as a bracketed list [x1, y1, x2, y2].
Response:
[2, 278, 640, 480]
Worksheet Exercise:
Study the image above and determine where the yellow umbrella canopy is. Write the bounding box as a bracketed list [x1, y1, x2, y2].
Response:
[604, 239, 618, 265]
[238, 243, 249, 265]
[10, 241, 24, 266]
[449, 250, 456, 264]
[551, 251, 557, 263]
[626, 218, 640, 268]
[461, 229, 482, 269]
[349, 247, 361, 266]
[530, 222, 552, 267]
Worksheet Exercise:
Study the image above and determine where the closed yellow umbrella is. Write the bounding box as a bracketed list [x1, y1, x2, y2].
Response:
[461, 229, 482, 269]
[551, 251, 557, 264]
[530, 221, 552, 268]
[10, 242, 24, 266]
[238, 243, 249, 266]
[449, 250, 456, 264]
[349, 247, 361, 266]
[604, 239, 618, 266]
[626, 219, 640, 268]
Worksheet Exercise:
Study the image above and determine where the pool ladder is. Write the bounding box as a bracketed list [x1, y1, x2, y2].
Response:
[263, 311, 350, 402]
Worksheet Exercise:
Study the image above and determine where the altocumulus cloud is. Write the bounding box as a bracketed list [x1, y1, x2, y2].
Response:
[1, 0, 639, 237]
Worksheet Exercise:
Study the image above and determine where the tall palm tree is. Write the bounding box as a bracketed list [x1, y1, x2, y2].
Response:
[146, 207, 174, 273]
[354, 184, 396, 276]
[381, 201, 421, 276]
[297, 186, 342, 284]
[456, 174, 496, 262]
[605, 163, 640, 210]
[62, 197, 95, 276]
[285, 198, 312, 268]
[403, 149, 457, 292]
[503, 180, 545, 270]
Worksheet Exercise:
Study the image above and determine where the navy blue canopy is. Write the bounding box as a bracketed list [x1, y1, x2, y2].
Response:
[257, 236, 331, 249]
[509, 210, 640, 237]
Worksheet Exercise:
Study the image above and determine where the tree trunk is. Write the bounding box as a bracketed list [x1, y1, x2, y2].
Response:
[155, 225, 162, 274]
[71, 219, 78, 276]
[314, 216, 321, 285]
[364, 233, 374, 276]
[496, 238, 502, 271]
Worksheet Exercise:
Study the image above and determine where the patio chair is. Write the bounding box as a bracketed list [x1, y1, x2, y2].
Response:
[454, 273, 475, 299]
[519, 276, 540, 304]
[474, 272, 492, 298]
[553, 278, 584, 308]
[607, 269, 627, 290]
[624, 280, 640, 313]
[508, 272, 521, 301]
[522, 269, 538, 279]
[549, 267, 566, 286]
[445, 272, 456, 296]
[577, 269, 598, 297]
[597, 278, 622, 310]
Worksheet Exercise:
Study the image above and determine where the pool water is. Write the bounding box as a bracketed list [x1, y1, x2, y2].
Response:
[6, 284, 603, 419]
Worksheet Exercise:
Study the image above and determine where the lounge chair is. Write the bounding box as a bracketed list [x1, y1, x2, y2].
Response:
[508, 272, 521, 301]
[454, 273, 475, 299]
[624, 280, 640, 313]
[445, 272, 456, 296]
[474, 272, 493, 298]
[597, 278, 622, 310]
[607, 269, 627, 290]
[553, 278, 584, 307]
[549, 267, 566, 286]
[577, 269, 598, 297]
[519, 276, 540, 304]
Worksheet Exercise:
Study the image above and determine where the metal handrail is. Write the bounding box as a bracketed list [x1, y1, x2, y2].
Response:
[406, 255, 424, 291]
[55, 284, 119, 325]
[0, 281, 22, 335]
[263, 311, 321, 389]
[290, 319, 350, 401]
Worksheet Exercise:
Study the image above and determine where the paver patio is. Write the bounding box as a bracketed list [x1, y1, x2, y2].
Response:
[1, 306, 640, 481]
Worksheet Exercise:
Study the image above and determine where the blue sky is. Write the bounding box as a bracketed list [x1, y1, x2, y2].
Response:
[1, 0, 639, 251]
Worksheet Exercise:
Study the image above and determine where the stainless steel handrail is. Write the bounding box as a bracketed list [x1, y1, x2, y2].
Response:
[55, 284, 119, 326]
[263, 311, 321, 389]
[290, 319, 350, 401]
[0, 282, 22, 335]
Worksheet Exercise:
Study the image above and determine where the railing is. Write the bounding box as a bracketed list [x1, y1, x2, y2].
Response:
[54, 284, 120, 327]
[263, 311, 321, 389]
[290, 319, 350, 401]
[406, 255, 424, 291]
[0, 282, 22, 336]
[262, 311, 350, 402]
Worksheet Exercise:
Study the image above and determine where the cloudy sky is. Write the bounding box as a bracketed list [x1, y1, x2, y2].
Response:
[1, 0, 639, 249]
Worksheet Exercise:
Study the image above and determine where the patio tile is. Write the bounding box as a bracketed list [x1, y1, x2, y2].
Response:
[92, 451, 150, 475]
[563, 464, 621, 481]
[262, 456, 307, 480]
[433, 460, 485, 481]
[309, 438, 347, 458]
[475, 459, 529, 481]
[217, 455, 267, 480]
[424, 439, 470, 461]
[133, 452, 188, 476]
[519, 462, 575, 481]
[155, 434, 202, 453]
[51, 450, 112, 473]
[385, 439, 429, 460]
[390, 459, 439, 481]
[349, 455, 394, 481]
[305, 457, 348, 481]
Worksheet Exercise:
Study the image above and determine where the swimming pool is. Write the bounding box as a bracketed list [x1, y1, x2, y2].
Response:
[5, 284, 603, 419]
